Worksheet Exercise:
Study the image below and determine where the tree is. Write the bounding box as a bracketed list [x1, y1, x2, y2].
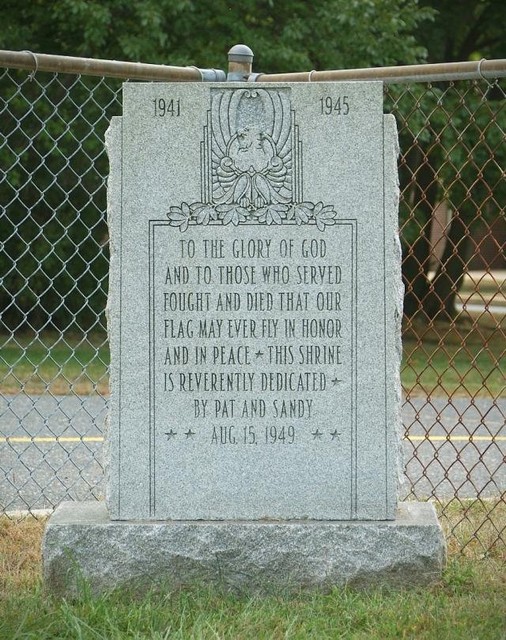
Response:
[1, 0, 433, 70]
[419, 0, 505, 63]
[0, 0, 435, 332]
[399, 0, 506, 321]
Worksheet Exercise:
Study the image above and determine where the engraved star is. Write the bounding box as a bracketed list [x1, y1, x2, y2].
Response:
[185, 429, 196, 438]
[312, 429, 323, 440]
[165, 429, 177, 440]
[332, 378, 342, 386]
[330, 430, 341, 441]
[255, 350, 264, 358]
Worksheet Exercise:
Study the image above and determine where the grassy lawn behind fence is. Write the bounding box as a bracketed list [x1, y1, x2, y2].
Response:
[0, 502, 504, 640]
[402, 322, 505, 398]
[0, 333, 110, 395]
[1, 322, 504, 397]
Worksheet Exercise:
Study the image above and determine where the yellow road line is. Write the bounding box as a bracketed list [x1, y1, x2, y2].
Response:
[0, 436, 104, 443]
[406, 435, 505, 442]
[0, 435, 504, 444]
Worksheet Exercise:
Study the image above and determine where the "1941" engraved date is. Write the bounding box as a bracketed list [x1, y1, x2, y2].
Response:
[152, 98, 181, 117]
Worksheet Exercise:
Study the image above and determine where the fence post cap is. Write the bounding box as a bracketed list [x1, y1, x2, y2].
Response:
[228, 44, 254, 63]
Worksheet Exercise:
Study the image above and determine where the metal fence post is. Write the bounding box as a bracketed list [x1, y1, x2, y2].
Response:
[227, 44, 254, 81]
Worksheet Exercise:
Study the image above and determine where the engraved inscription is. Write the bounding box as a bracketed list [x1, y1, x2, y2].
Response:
[150, 224, 357, 457]
[152, 98, 181, 117]
[319, 95, 350, 116]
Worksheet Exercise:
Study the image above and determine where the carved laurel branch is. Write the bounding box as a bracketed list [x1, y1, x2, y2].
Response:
[167, 202, 337, 232]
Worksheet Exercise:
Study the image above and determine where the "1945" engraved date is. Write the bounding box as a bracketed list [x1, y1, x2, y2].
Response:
[319, 96, 349, 116]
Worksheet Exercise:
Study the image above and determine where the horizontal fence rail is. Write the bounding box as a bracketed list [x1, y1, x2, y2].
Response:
[2, 48, 506, 83]
[0, 49, 225, 82]
[0, 51, 504, 555]
[256, 58, 506, 83]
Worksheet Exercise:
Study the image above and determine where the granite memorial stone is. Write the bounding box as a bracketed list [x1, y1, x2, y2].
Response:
[107, 81, 401, 521]
[43, 80, 445, 595]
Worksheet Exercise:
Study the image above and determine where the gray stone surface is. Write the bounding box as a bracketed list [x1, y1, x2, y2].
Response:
[43, 500, 445, 596]
[3, 394, 503, 513]
[42, 83, 445, 597]
[105, 82, 402, 521]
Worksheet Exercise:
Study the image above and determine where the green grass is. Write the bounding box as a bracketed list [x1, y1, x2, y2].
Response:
[437, 499, 506, 560]
[1, 323, 504, 397]
[0, 569, 504, 640]
[0, 539, 505, 638]
[402, 322, 505, 397]
[1, 502, 505, 639]
[0, 332, 109, 395]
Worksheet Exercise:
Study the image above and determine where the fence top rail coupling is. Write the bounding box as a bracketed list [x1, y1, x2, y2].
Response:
[1, 47, 506, 84]
[0, 49, 225, 82]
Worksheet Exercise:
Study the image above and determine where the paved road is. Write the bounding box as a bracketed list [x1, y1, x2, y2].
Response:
[1, 394, 504, 512]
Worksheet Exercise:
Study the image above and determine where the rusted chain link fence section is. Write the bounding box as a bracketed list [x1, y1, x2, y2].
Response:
[385, 78, 505, 555]
[0, 61, 504, 554]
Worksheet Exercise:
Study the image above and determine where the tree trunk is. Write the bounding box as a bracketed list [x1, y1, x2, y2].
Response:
[400, 143, 440, 319]
[423, 211, 472, 321]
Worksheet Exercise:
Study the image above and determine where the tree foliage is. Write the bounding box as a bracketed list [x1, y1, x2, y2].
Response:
[397, 0, 506, 320]
[0, 0, 436, 331]
[0, 72, 114, 331]
[419, 0, 505, 62]
[1, 0, 504, 329]
[0, 0, 434, 70]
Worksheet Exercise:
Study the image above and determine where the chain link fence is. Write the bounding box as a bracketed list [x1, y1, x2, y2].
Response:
[0, 62, 504, 554]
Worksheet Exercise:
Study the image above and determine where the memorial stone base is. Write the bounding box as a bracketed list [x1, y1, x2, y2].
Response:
[43, 501, 445, 596]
